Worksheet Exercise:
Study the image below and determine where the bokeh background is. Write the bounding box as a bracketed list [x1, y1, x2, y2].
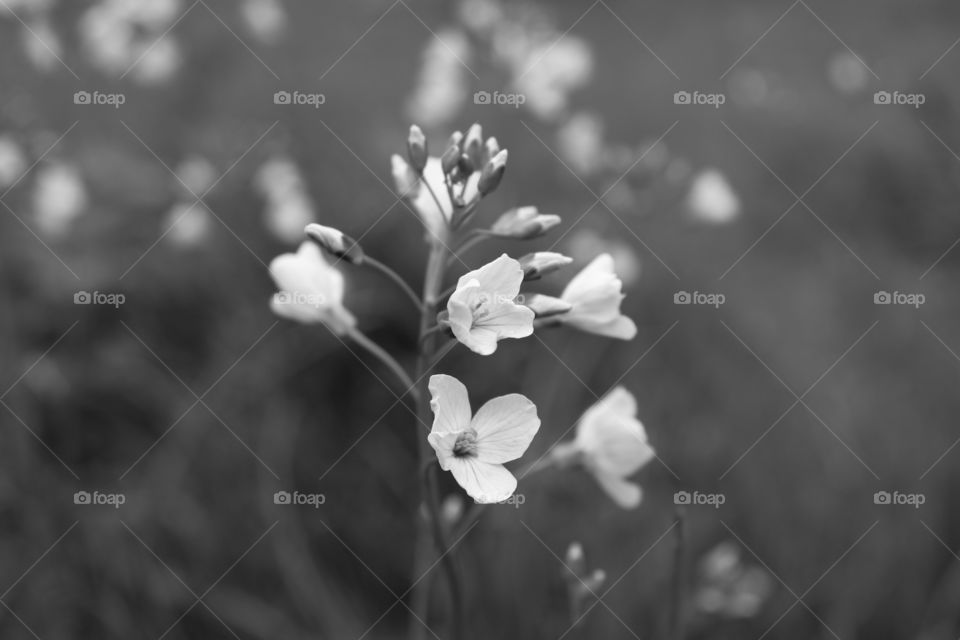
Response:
[2, 0, 960, 638]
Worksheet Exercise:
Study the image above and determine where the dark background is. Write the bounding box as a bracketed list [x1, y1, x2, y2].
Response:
[2, 0, 960, 638]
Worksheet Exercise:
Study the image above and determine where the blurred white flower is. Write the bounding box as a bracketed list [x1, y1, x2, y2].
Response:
[241, 0, 287, 44]
[457, 0, 502, 36]
[567, 229, 640, 287]
[550, 387, 654, 508]
[79, 0, 182, 81]
[255, 157, 316, 243]
[447, 254, 534, 355]
[427, 374, 540, 503]
[130, 36, 181, 85]
[686, 168, 740, 224]
[409, 156, 451, 240]
[827, 51, 869, 95]
[556, 112, 605, 176]
[557, 254, 637, 340]
[406, 29, 471, 128]
[174, 155, 217, 196]
[32, 162, 87, 239]
[21, 19, 62, 73]
[164, 202, 211, 248]
[269, 241, 356, 333]
[0, 136, 27, 189]
[695, 542, 774, 619]
[510, 37, 593, 121]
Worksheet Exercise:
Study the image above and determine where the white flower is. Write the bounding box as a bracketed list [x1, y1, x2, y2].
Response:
[687, 169, 740, 224]
[269, 242, 356, 334]
[558, 254, 637, 340]
[427, 374, 540, 503]
[447, 254, 535, 355]
[551, 387, 654, 508]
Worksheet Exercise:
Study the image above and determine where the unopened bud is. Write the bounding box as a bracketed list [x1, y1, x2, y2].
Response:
[305, 223, 364, 264]
[491, 206, 561, 240]
[441, 494, 464, 526]
[407, 125, 427, 173]
[463, 123, 484, 169]
[566, 542, 586, 576]
[477, 149, 508, 195]
[524, 293, 573, 318]
[391, 154, 418, 196]
[518, 252, 573, 280]
[441, 144, 461, 176]
[483, 137, 500, 165]
[581, 569, 606, 593]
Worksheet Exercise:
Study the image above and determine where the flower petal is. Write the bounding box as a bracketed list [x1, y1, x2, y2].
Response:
[428, 375, 472, 435]
[475, 302, 534, 339]
[455, 254, 524, 299]
[561, 253, 616, 304]
[593, 471, 643, 509]
[570, 315, 637, 340]
[471, 393, 540, 463]
[412, 157, 451, 235]
[447, 457, 518, 503]
[427, 431, 460, 471]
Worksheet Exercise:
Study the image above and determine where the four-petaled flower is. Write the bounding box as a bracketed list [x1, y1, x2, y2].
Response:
[447, 254, 535, 355]
[427, 374, 540, 503]
[549, 387, 654, 508]
[558, 254, 637, 340]
[269, 241, 356, 334]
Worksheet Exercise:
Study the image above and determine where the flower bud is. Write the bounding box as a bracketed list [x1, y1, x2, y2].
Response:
[407, 125, 428, 173]
[463, 123, 484, 169]
[477, 149, 508, 196]
[441, 143, 461, 176]
[305, 223, 364, 264]
[391, 154, 418, 196]
[483, 137, 500, 165]
[518, 252, 573, 280]
[581, 569, 606, 593]
[491, 206, 561, 240]
[441, 494, 464, 526]
[566, 542, 586, 576]
[524, 293, 573, 318]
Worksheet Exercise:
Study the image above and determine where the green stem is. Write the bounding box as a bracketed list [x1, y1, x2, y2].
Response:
[363, 256, 422, 312]
[348, 329, 418, 401]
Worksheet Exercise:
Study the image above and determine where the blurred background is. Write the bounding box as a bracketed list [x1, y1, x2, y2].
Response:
[2, 0, 960, 638]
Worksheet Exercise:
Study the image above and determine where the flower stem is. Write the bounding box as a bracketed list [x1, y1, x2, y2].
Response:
[348, 329, 419, 401]
[411, 240, 464, 640]
[363, 256, 422, 312]
[446, 230, 492, 268]
[669, 504, 687, 640]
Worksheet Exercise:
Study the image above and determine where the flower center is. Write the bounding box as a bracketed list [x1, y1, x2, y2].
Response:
[452, 429, 478, 458]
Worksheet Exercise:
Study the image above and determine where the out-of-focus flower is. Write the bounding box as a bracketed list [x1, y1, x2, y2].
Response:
[457, 0, 502, 36]
[174, 155, 217, 196]
[427, 374, 540, 503]
[409, 156, 455, 240]
[405, 28, 471, 128]
[567, 229, 641, 287]
[557, 254, 637, 340]
[686, 168, 740, 224]
[132, 36, 181, 85]
[827, 51, 869, 95]
[509, 37, 593, 121]
[446, 254, 534, 355]
[241, 0, 287, 44]
[549, 387, 654, 508]
[269, 241, 356, 333]
[0, 136, 27, 189]
[564, 541, 607, 614]
[556, 112, 605, 177]
[165, 202, 211, 248]
[407, 125, 428, 173]
[21, 19, 63, 73]
[255, 157, 316, 243]
[518, 251, 572, 280]
[695, 542, 774, 619]
[32, 162, 87, 239]
[491, 206, 560, 240]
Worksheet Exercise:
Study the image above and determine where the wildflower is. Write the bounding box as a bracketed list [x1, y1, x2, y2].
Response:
[557, 254, 637, 340]
[477, 149, 508, 196]
[446, 254, 534, 355]
[517, 251, 573, 280]
[550, 387, 654, 508]
[427, 374, 540, 503]
[407, 125, 428, 173]
[304, 223, 364, 265]
[687, 168, 740, 224]
[269, 241, 356, 334]
[490, 207, 561, 240]
[695, 542, 773, 618]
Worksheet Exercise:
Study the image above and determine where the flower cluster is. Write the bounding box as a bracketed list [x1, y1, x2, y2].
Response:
[267, 123, 656, 509]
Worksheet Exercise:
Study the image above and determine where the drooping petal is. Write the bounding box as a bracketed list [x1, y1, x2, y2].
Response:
[474, 302, 535, 339]
[460, 326, 500, 356]
[471, 393, 540, 464]
[427, 431, 461, 471]
[581, 387, 637, 423]
[428, 375, 472, 435]
[447, 457, 518, 503]
[561, 253, 616, 304]
[593, 471, 643, 509]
